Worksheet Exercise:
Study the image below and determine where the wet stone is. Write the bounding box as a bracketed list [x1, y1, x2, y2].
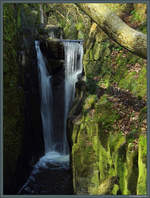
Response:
[18, 162, 73, 195]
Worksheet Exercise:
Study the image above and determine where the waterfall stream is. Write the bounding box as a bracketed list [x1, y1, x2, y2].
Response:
[35, 40, 70, 163]
[63, 41, 83, 154]
[35, 40, 83, 157]
[64, 41, 83, 116]
[35, 41, 53, 154]
[18, 40, 83, 194]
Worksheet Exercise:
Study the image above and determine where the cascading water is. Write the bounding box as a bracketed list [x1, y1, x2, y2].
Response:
[35, 40, 69, 161]
[63, 41, 83, 155]
[35, 40, 83, 156]
[64, 41, 83, 113]
[18, 40, 83, 195]
[35, 40, 53, 154]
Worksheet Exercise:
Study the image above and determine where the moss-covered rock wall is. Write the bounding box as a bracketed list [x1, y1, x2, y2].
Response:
[65, 3, 147, 195]
[3, 3, 42, 193]
[3, 4, 24, 193]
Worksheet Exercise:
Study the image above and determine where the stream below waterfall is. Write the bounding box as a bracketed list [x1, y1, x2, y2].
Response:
[18, 40, 83, 195]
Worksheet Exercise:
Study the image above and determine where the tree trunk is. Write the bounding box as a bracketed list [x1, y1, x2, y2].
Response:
[77, 3, 147, 59]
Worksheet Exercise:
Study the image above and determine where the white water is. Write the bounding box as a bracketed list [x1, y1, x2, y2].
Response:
[63, 41, 83, 154]
[35, 151, 69, 169]
[18, 41, 83, 194]
[35, 40, 54, 154]
[34, 40, 83, 161]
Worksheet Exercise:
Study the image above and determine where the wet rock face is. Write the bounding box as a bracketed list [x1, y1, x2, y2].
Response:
[14, 41, 45, 194]
[45, 25, 64, 39]
[18, 163, 73, 195]
[38, 24, 64, 40]
[24, 43, 44, 160]
[40, 39, 64, 74]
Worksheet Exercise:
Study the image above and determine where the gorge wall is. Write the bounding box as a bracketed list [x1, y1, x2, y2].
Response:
[3, 4, 65, 193]
[67, 4, 147, 195]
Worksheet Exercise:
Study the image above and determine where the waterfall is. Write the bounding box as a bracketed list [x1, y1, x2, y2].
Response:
[63, 41, 83, 154]
[18, 41, 83, 194]
[35, 40, 83, 158]
[64, 41, 83, 117]
[35, 41, 53, 154]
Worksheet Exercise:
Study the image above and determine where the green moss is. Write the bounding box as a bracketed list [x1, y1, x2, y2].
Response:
[107, 3, 131, 16]
[88, 169, 100, 194]
[95, 95, 120, 129]
[83, 94, 97, 110]
[134, 67, 146, 97]
[127, 149, 138, 194]
[137, 135, 147, 194]
[131, 4, 147, 25]
[93, 42, 105, 60]
[97, 176, 117, 195]
[71, 89, 146, 194]
[72, 91, 140, 195]
[72, 119, 100, 194]
[109, 133, 126, 154]
[119, 65, 146, 97]
[116, 144, 129, 194]
[112, 184, 119, 194]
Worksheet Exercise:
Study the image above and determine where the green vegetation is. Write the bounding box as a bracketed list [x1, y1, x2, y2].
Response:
[68, 3, 147, 195]
[71, 90, 146, 194]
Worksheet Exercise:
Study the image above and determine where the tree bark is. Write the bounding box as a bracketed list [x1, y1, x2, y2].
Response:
[77, 3, 147, 59]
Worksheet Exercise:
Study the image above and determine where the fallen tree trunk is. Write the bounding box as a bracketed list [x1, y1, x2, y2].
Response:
[77, 3, 147, 59]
